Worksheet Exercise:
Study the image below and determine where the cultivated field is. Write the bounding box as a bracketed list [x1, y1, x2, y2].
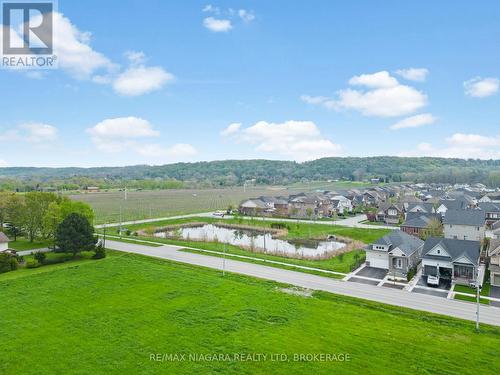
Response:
[69, 182, 367, 224]
[70, 186, 288, 224]
[1, 252, 498, 375]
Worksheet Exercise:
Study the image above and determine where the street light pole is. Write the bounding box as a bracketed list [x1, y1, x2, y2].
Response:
[222, 243, 226, 277]
[476, 283, 480, 332]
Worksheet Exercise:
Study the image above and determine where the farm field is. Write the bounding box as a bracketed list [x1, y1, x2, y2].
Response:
[0, 251, 498, 375]
[70, 186, 287, 224]
[69, 182, 369, 224]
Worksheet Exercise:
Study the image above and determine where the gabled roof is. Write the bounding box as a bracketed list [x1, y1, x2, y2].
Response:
[402, 213, 441, 229]
[478, 202, 500, 213]
[443, 209, 485, 227]
[407, 202, 435, 213]
[422, 237, 480, 264]
[0, 232, 10, 243]
[488, 239, 500, 257]
[439, 199, 469, 211]
[373, 230, 424, 256]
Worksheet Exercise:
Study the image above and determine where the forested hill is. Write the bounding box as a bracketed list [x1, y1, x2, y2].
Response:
[0, 157, 499, 189]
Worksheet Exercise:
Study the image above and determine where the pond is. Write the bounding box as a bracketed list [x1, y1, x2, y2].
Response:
[154, 224, 346, 258]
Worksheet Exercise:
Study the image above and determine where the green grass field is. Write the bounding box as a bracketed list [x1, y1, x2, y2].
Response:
[8, 237, 52, 251]
[1, 252, 498, 374]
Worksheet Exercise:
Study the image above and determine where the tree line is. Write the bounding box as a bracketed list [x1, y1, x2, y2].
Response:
[0, 156, 499, 190]
[0, 192, 94, 243]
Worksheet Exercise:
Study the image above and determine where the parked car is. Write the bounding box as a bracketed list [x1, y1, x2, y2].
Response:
[427, 275, 440, 287]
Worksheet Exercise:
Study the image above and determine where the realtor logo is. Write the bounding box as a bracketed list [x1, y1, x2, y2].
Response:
[1, 1, 57, 69]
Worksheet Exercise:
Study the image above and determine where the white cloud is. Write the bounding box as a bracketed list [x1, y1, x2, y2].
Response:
[112, 66, 174, 96]
[0, 159, 8, 167]
[238, 9, 255, 23]
[395, 68, 429, 82]
[401, 133, 500, 159]
[202, 4, 219, 14]
[349, 71, 398, 88]
[52, 12, 116, 80]
[230, 120, 342, 161]
[203, 17, 232, 32]
[87, 117, 160, 139]
[87, 117, 197, 161]
[390, 113, 436, 130]
[464, 77, 499, 98]
[0, 122, 58, 143]
[220, 123, 242, 136]
[302, 71, 427, 117]
[3, 13, 173, 97]
[125, 50, 146, 66]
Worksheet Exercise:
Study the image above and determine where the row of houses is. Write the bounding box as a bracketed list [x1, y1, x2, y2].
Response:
[366, 230, 482, 286]
[239, 184, 414, 218]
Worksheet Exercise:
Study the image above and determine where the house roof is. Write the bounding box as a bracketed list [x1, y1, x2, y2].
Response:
[407, 202, 435, 213]
[478, 202, 500, 213]
[439, 199, 469, 211]
[443, 209, 485, 226]
[422, 237, 480, 264]
[489, 239, 500, 257]
[402, 213, 441, 229]
[0, 232, 10, 243]
[373, 230, 424, 256]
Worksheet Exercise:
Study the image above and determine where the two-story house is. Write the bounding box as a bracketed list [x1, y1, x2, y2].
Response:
[421, 237, 480, 285]
[375, 203, 404, 225]
[365, 230, 424, 276]
[488, 239, 500, 287]
[443, 209, 485, 241]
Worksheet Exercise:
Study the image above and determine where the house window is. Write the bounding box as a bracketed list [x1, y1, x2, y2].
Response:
[437, 249, 440, 254]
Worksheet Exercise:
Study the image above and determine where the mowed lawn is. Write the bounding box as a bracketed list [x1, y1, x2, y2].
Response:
[1, 253, 499, 375]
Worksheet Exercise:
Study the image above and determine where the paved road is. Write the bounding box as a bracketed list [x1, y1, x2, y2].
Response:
[106, 239, 500, 327]
[96, 212, 397, 230]
[16, 248, 51, 256]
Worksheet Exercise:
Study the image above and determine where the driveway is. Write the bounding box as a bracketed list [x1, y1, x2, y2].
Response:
[417, 276, 451, 291]
[355, 266, 387, 280]
[490, 286, 500, 308]
[105, 239, 500, 326]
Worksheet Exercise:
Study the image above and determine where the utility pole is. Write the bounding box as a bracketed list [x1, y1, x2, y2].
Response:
[476, 283, 481, 332]
[103, 223, 107, 249]
[119, 206, 123, 239]
[222, 243, 226, 276]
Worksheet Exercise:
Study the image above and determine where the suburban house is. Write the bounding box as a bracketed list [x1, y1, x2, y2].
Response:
[406, 202, 436, 214]
[421, 237, 480, 285]
[365, 230, 424, 277]
[478, 202, 500, 228]
[443, 209, 485, 241]
[327, 194, 353, 214]
[400, 212, 442, 238]
[239, 198, 268, 216]
[288, 194, 321, 218]
[0, 232, 10, 252]
[375, 203, 404, 225]
[488, 239, 500, 287]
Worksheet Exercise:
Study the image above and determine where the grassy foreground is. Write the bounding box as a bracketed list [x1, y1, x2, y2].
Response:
[1, 252, 499, 374]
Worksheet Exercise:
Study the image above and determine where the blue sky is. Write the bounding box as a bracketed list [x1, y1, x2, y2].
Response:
[0, 0, 499, 167]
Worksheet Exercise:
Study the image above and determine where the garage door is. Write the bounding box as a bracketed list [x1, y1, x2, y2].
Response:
[366, 252, 388, 269]
[493, 273, 500, 287]
[424, 265, 437, 276]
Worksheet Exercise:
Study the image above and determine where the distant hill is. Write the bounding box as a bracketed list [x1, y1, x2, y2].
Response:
[0, 157, 499, 190]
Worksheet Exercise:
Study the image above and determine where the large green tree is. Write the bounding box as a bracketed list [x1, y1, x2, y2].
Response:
[43, 198, 94, 239]
[22, 192, 58, 242]
[5, 194, 25, 241]
[55, 213, 97, 256]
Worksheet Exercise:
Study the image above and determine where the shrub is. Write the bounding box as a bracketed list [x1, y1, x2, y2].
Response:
[93, 245, 106, 259]
[26, 260, 40, 269]
[133, 231, 138, 236]
[10, 257, 19, 270]
[34, 252, 47, 265]
[407, 266, 417, 282]
[125, 229, 132, 236]
[0, 253, 18, 273]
